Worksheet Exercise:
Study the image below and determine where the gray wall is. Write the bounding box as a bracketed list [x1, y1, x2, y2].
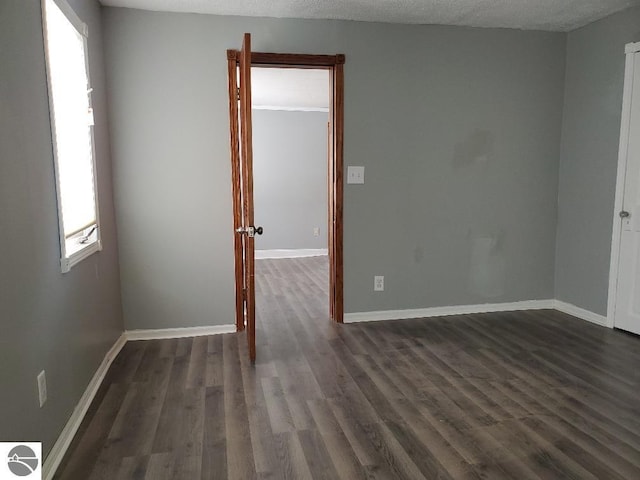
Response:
[0, 0, 123, 458]
[253, 109, 329, 251]
[555, 6, 640, 315]
[103, 8, 566, 321]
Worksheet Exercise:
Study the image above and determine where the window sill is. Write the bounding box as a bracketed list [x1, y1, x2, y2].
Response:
[61, 240, 102, 273]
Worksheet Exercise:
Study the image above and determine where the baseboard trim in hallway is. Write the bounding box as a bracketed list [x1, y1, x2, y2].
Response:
[43, 333, 127, 480]
[553, 300, 608, 326]
[344, 299, 556, 323]
[345, 299, 608, 327]
[124, 324, 236, 341]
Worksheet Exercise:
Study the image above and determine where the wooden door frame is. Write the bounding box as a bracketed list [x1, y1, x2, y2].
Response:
[226, 49, 345, 325]
[227, 51, 245, 332]
[607, 41, 640, 329]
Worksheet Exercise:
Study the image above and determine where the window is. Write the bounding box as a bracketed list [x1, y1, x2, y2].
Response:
[43, 0, 101, 273]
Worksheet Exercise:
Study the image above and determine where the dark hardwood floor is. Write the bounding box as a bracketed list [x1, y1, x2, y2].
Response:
[54, 256, 640, 479]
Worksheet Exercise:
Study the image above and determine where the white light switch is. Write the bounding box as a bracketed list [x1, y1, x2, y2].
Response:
[347, 166, 365, 184]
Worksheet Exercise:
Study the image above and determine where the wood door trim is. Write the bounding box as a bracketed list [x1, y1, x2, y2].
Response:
[333, 62, 344, 323]
[226, 52, 244, 332]
[228, 51, 345, 67]
[227, 49, 346, 324]
[239, 34, 257, 362]
[328, 119, 335, 320]
[251, 52, 345, 67]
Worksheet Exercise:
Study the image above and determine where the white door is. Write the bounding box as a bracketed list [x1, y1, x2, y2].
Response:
[614, 44, 640, 335]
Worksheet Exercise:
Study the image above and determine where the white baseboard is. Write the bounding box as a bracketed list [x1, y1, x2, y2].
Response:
[255, 248, 328, 259]
[43, 333, 127, 480]
[553, 300, 608, 326]
[344, 299, 555, 323]
[124, 324, 236, 341]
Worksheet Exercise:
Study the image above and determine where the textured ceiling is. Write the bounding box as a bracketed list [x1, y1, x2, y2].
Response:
[251, 68, 329, 110]
[100, 0, 640, 31]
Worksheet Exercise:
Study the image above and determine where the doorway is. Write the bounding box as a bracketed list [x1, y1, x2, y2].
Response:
[251, 67, 330, 262]
[226, 38, 345, 362]
[252, 67, 331, 343]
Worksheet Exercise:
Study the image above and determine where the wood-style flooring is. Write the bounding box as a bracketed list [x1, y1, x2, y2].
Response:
[55, 256, 640, 479]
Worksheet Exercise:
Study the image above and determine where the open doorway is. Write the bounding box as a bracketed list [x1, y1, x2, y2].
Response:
[226, 42, 345, 362]
[251, 67, 331, 331]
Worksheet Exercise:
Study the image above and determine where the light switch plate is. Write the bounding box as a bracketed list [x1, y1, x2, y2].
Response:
[347, 166, 365, 184]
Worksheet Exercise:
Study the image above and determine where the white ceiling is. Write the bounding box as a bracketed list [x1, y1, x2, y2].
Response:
[100, 0, 640, 32]
[251, 68, 329, 111]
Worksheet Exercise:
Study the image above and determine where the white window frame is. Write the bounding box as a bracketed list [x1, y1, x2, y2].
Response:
[42, 0, 102, 273]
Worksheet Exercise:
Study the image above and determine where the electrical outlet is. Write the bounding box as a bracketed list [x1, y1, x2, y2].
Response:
[374, 275, 384, 292]
[37, 370, 47, 407]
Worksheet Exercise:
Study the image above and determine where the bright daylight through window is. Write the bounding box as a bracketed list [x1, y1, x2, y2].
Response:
[43, 0, 101, 272]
